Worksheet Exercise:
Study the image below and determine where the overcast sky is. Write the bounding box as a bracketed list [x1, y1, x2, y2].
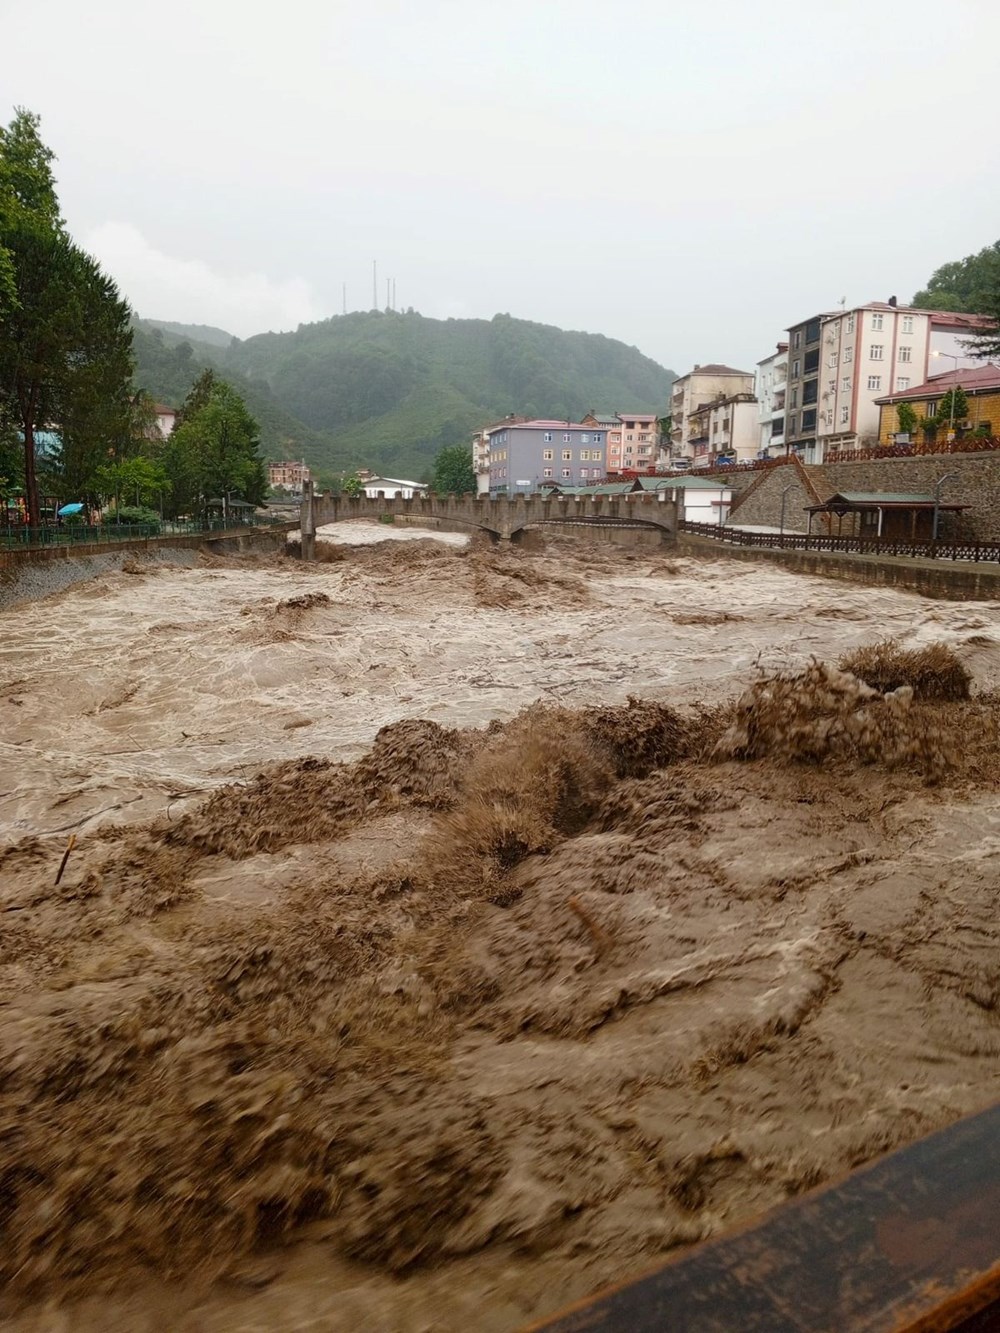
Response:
[5, 0, 999, 374]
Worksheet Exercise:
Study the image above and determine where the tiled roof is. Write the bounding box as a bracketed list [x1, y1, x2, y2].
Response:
[678, 364, 753, 378]
[634, 475, 730, 490]
[874, 363, 1000, 402]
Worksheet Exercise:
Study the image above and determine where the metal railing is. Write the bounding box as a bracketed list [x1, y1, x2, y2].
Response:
[1, 512, 288, 552]
[824, 436, 1000, 463]
[678, 518, 1000, 563]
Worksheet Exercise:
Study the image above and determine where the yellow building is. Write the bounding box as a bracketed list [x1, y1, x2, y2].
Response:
[876, 364, 1000, 445]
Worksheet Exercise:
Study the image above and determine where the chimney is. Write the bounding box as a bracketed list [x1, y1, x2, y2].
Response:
[694, 363, 701, 371]
[888, 295, 897, 307]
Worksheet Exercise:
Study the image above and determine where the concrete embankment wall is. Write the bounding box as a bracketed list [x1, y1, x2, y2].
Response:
[679, 533, 1000, 600]
[729, 454, 1000, 540]
[0, 528, 284, 610]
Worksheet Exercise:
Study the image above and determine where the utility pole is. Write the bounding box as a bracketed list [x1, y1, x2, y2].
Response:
[386, 278, 390, 309]
[372, 260, 377, 310]
[342, 282, 346, 315]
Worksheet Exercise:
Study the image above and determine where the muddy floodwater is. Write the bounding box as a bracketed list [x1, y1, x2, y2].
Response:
[4, 524, 1000, 1331]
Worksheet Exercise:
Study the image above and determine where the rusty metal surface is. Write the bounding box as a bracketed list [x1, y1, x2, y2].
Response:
[529, 1100, 1000, 1333]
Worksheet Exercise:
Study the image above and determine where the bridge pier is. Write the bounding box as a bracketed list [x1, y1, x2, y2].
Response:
[301, 479, 316, 560]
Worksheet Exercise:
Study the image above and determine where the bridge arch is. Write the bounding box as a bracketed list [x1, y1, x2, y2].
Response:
[301, 485, 678, 550]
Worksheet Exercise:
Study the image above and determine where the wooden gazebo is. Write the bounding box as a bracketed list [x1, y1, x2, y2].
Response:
[804, 491, 970, 541]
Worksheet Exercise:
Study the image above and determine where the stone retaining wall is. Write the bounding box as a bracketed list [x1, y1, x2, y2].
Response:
[728, 454, 1000, 540]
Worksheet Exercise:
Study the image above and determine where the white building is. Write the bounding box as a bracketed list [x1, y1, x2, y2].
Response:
[755, 343, 787, 456]
[670, 364, 755, 459]
[359, 475, 427, 499]
[786, 302, 988, 460]
[688, 392, 759, 467]
[646, 474, 734, 523]
[153, 404, 177, 439]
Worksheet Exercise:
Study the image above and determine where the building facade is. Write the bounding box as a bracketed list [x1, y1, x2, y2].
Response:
[580, 413, 621, 471]
[688, 394, 758, 467]
[874, 364, 1000, 445]
[755, 343, 788, 456]
[784, 302, 987, 461]
[485, 420, 607, 493]
[670, 365, 755, 459]
[359, 475, 427, 499]
[268, 459, 311, 491]
[153, 404, 177, 439]
[472, 415, 527, 494]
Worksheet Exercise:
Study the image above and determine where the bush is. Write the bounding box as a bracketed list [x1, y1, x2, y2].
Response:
[104, 504, 161, 528]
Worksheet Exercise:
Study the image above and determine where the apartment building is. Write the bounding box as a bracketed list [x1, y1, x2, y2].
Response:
[670, 365, 755, 458]
[688, 393, 758, 467]
[485, 419, 607, 494]
[472, 415, 527, 494]
[874, 363, 1000, 444]
[755, 344, 788, 455]
[786, 301, 987, 460]
[581, 412, 621, 467]
[267, 459, 311, 491]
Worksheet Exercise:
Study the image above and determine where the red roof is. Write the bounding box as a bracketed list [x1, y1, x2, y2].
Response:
[873, 363, 1000, 403]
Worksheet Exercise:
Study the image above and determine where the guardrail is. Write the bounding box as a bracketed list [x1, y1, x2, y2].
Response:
[1, 514, 288, 552]
[678, 519, 1000, 563]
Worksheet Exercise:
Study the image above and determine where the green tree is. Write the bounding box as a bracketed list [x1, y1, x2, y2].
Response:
[95, 455, 170, 512]
[936, 386, 970, 428]
[896, 402, 918, 436]
[341, 472, 364, 497]
[0, 110, 134, 525]
[912, 241, 1000, 313]
[163, 379, 265, 516]
[432, 443, 475, 494]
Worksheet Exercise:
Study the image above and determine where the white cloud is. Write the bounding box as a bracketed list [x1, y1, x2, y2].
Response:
[83, 221, 322, 338]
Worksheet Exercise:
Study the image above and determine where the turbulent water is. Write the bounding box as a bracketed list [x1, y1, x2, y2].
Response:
[4, 523, 1000, 1331]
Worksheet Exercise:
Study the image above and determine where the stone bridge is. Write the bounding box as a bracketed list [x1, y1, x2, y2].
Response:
[299, 483, 677, 556]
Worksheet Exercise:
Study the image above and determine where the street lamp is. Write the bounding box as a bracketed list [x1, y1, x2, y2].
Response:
[932, 472, 957, 544]
[779, 483, 796, 536]
[931, 351, 963, 443]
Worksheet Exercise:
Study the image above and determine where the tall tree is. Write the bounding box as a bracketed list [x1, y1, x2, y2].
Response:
[164, 379, 265, 515]
[432, 443, 475, 494]
[0, 109, 134, 525]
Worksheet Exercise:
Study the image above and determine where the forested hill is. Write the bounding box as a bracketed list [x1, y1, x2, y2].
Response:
[135, 311, 677, 481]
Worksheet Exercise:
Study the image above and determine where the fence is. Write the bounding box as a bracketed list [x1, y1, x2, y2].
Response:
[824, 436, 1000, 464]
[678, 518, 1000, 563]
[1, 513, 288, 552]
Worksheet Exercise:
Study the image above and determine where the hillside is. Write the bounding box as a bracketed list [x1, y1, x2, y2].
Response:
[131, 323, 337, 473]
[137, 311, 677, 480]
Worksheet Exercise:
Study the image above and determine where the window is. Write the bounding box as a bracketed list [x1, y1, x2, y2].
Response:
[793, 331, 802, 349]
[792, 359, 801, 377]
[712, 422, 719, 435]
[902, 315, 914, 334]
[805, 349, 819, 373]
[592, 451, 601, 462]
[805, 319, 820, 343]
[638, 445, 651, 454]
[926, 401, 938, 418]
[722, 418, 730, 430]
[790, 387, 799, 408]
[840, 406, 850, 424]
[827, 380, 836, 395]
[867, 375, 882, 391]
[543, 431, 553, 443]
[593, 433, 602, 443]
[542, 449, 553, 461]
[872, 312, 884, 331]
[842, 377, 851, 392]
[562, 449, 572, 461]
[580, 469, 589, 479]
[898, 346, 912, 363]
[828, 354, 838, 368]
[563, 433, 572, 442]
[626, 433, 634, 441]
[543, 467, 553, 478]
[847, 313, 855, 333]
[870, 344, 884, 360]
[788, 414, 798, 434]
[802, 409, 817, 431]
[803, 381, 818, 405]
[580, 433, 590, 444]
[897, 377, 910, 391]
[561, 468, 571, 478]
[844, 347, 853, 364]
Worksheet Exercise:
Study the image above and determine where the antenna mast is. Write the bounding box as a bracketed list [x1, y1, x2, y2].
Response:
[372, 260, 377, 309]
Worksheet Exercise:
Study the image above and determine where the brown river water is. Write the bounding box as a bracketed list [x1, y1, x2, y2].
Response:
[4, 523, 1000, 1330]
